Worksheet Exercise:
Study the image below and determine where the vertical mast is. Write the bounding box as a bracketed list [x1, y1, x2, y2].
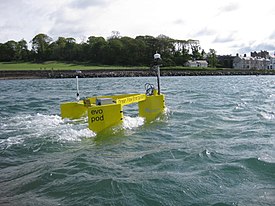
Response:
[76, 76, 80, 101]
[154, 52, 161, 95]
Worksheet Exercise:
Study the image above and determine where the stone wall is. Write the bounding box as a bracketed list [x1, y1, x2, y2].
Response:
[1, 69, 275, 80]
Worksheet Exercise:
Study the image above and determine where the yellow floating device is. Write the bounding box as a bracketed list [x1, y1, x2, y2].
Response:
[61, 92, 165, 133]
[60, 52, 166, 134]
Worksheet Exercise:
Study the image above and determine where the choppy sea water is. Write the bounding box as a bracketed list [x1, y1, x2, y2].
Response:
[0, 76, 274, 206]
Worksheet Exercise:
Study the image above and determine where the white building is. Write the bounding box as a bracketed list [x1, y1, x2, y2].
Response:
[233, 55, 270, 70]
[268, 55, 275, 69]
[185, 60, 208, 68]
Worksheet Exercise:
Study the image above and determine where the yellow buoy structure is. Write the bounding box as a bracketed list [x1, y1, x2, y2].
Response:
[60, 53, 165, 133]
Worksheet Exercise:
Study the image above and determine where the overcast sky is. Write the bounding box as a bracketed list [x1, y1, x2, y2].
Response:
[0, 0, 275, 55]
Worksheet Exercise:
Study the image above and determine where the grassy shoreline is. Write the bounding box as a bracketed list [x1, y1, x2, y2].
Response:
[0, 61, 143, 71]
[1, 61, 275, 80]
[0, 61, 219, 71]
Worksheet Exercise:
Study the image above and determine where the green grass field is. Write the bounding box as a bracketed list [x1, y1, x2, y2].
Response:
[0, 62, 148, 71]
[0, 61, 221, 71]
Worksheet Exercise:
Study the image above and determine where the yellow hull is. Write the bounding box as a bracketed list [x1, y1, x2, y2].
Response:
[60, 92, 165, 133]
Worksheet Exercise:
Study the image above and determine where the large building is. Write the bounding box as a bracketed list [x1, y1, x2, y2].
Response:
[233, 54, 271, 70]
[268, 55, 275, 69]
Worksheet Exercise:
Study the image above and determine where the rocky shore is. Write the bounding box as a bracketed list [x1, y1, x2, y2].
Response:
[1, 69, 275, 80]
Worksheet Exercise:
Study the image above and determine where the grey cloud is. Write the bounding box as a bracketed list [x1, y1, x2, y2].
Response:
[49, 9, 76, 24]
[194, 27, 215, 37]
[69, 0, 109, 9]
[269, 30, 275, 39]
[0, 0, 48, 42]
[0, 0, 24, 9]
[173, 19, 185, 25]
[219, 2, 239, 13]
[49, 24, 87, 39]
[253, 43, 275, 52]
[237, 46, 255, 54]
[48, 12, 86, 38]
[213, 34, 235, 43]
[235, 43, 275, 54]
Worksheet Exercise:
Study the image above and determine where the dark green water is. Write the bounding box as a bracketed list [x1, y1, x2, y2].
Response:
[0, 76, 274, 206]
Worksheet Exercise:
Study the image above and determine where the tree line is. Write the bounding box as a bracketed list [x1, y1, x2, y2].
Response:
[0, 32, 218, 67]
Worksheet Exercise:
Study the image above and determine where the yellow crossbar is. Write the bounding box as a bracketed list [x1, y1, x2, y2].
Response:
[115, 94, 146, 106]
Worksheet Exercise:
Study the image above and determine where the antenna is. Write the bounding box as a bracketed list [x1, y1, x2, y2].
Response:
[76, 76, 80, 101]
[153, 52, 162, 95]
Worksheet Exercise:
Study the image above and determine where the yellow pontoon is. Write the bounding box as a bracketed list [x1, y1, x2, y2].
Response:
[60, 53, 165, 133]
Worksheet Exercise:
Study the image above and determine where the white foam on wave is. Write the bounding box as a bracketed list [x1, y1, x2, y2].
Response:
[259, 111, 275, 120]
[234, 101, 247, 110]
[0, 135, 24, 149]
[0, 113, 96, 149]
[122, 116, 144, 130]
[1, 109, 169, 149]
[258, 153, 275, 163]
[164, 107, 171, 118]
[57, 128, 95, 142]
[121, 107, 169, 130]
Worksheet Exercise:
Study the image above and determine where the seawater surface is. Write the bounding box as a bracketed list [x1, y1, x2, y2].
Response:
[0, 76, 274, 206]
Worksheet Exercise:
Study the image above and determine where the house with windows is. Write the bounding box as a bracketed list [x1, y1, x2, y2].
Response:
[233, 54, 270, 70]
[268, 55, 275, 69]
[185, 60, 208, 68]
